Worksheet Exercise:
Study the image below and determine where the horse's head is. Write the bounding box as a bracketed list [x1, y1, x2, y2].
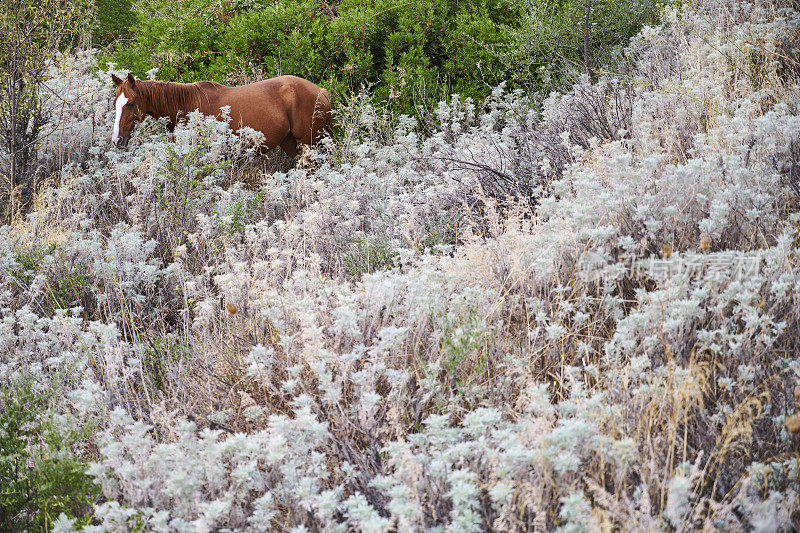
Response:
[111, 73, 146, 147]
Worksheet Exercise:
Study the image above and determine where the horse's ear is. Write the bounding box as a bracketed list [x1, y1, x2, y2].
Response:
[127, 72, 136, 88]
[111, 74, 123, 87]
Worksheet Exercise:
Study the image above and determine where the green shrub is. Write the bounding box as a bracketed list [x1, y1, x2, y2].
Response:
[103, 0, 517, 116]
[109, 0, 226, 82]
[8, 243, 91, 314]
[0, 382, 99, 531]
[501, 0, 667, 90]
[102, 0, 665, 117]
[93, 0, 136, 46]
[342, 236, 397, 278]
[143, 335, 189, 391]
[220, 1, 331, 81]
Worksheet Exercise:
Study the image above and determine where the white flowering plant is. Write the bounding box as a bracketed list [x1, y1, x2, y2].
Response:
[2, 0, 800, 530]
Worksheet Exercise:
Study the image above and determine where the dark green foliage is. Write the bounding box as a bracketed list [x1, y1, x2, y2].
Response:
[103, 0, 666, 117]
[94, 0, 136, 46]
[104, 0, 517, 115]
[502, 0, 667, 90]
[0, 382, 98, 531]
[221, 2, 331, 81]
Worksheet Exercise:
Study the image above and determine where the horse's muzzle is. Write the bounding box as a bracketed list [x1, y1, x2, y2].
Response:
[113, 136, 129, 148]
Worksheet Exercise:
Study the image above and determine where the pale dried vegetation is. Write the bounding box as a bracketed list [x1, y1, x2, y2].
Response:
[2, 0, 800, 531]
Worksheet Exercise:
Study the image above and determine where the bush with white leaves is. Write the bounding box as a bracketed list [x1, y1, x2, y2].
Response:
[3, 0, 800, 530]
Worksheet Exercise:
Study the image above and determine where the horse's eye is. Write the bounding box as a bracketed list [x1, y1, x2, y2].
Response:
[127, 102, 134, 108]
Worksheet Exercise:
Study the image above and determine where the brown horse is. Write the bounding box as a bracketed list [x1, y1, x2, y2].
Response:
[111, 73, 332, 157]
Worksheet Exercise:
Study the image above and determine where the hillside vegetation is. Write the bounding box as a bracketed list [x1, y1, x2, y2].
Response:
[100, 0, 662, 114]
[1, 0, 800, 531]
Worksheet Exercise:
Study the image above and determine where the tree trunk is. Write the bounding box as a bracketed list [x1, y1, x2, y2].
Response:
[583, 0, 593, 76]
[8, 54, 18, 219]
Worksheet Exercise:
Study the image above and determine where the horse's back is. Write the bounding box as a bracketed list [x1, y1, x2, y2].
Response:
[196, 80, 224, 88]
[245, 76, 328, 106]
[215, 75, 331, 148]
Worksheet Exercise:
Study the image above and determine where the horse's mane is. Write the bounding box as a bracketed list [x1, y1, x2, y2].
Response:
[139, 80, 217, 118]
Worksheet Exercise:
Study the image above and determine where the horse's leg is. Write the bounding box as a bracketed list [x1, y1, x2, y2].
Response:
[279, 134, 299, 158]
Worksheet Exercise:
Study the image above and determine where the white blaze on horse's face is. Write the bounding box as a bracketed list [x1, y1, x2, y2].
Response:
[112, 93, 129, 145]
